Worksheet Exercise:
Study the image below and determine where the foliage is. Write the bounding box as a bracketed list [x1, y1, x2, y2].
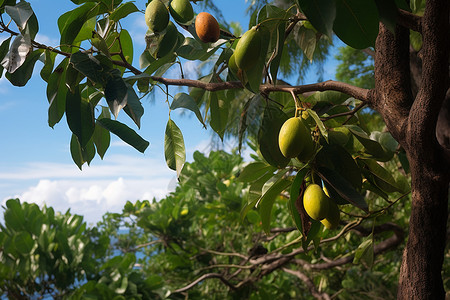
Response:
[0, 0, 448, 298]
[0, 199, 162, 299]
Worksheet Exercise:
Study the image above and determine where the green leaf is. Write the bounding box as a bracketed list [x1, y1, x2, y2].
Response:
[269, 21, 286, 84]
[298, 0, 336, 38]
[0, 37, 11, 77]
[123, 84, 144, 128]
[70, 51, 109, 85]
[109, 2, 139, 22]
[295, 25, 316, 61]
[258, 104, 290, 168]
[346, 125, 390, 161]
[70, 134, 95, 169]
[333, 0, 379, 49]
[104, 75, 128, 119]
[306, 90, 350, 105]
[209, 91, 229, 140]
[40, 50, 56, 82]
[164, 118, 186, 176]
[14, 232, 34, 255]
[289, 168, 309, 233]
[93, 107, 111, 159]
[65, 86, 95, 147]
[360, 159, 407, 193]
[259, 174, 292, 234]
[240, 172, 274, 222]
[353, 233, 374, 267]
[47, 59, 69, 127]
[5, 49, 41, 86]
[237, 162, 277, 183]
[307, 108, 328, 142]
[4, 199, 25, 232]
[170, 93, 206, 128]
[315, 144, 362, 190]
[97, 118, 149, 153]
[317, 167, 368, 212]
[58, 3, 100, 52]
[374, 0, 398, 33]
[5, 1, 33, 29]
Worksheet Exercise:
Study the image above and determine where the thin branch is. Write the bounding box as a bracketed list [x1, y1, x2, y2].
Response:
[172, 273, 237, 294]
[282, 267, 331, 300]
[321, 102, 367, 122]
[198, 248, 248, 260]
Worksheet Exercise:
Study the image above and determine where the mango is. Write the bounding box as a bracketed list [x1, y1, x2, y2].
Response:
[195, 12, 220, 43]
[169, 0, 194, 25]
[234, 27, 261, 71]
[145, 0, 169, 33]
[303, 184, 330, 220]
[278, 117, 309, 158]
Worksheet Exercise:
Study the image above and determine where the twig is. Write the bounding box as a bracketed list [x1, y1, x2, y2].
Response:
[282, 267, 331, 300]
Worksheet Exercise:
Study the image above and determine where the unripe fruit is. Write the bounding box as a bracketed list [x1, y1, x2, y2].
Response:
[195, 12, 220, 43]
[145, 0, 169, 33]
[155, 21, 179, 58]
[321, 199, 340, 229]
[278, 117, 310, 158]
[234, 27, 261, 71]
[303, 184, 330, 220]
[169, 0, 194, 25]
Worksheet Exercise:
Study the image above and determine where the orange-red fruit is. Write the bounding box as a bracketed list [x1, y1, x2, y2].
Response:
[195, 12, 220, 43]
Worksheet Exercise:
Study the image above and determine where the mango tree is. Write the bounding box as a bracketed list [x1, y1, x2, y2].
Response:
[0, 0, 448, 298]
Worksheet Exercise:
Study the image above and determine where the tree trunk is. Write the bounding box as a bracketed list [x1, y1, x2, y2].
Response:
[372, 1, 450, 298]
[397, 151, 449, 299]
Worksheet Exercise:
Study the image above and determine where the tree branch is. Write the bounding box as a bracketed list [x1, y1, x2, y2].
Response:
[397, 9, 422, 33]
[282, 268, 331, 300]
[171, 273, 237, 294]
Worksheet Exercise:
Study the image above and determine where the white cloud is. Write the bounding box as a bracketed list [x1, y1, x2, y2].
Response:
[7, 177, 172, 225]
[0, 154, 177, 224]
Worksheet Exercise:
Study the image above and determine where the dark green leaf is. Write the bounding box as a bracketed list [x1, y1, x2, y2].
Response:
[14, 232, 34, 255]
[104, 75, 128, 119]
[317, 167, 368, 212]
[289, 168, 309, 233]
[375, 0, 398, 33]
[164, 118, 186, 176]
[237, 162, 276, 183]
[58, 3, 100, 52]
[70, 51, 109, 85]
[333, 0, 379, 49]
[110, 2, 139, 22]
[40, 50, 56, 82]
[295, 25, 316, 61]
[5, 49, 41, 86]
[70, 134, 95, 169]
[258, 104, 290, 168]
[4, 199, 25, 232]
[360, 159, 408, 193]
[269, 21, 286, 84]
[65, 86, 95, 147]
[97, 118, 149, 153]
[209, 91, 229, 140]
[307, 108, 328, 142]
[47, 59, 69, 127]
[170, 93, 206, 128]
[259, 173, 292, 234]
[93, 107, 111, 159]
[0, 37, 11, 77]
[240, 172, 274, 222]
[298, 0, 336, 38]
[346, 125, 391, 161]
[353, 233, 374, 267]
[123, 84, 144, 128]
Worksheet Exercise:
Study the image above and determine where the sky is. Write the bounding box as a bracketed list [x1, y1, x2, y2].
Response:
[0, 0, 338, 225]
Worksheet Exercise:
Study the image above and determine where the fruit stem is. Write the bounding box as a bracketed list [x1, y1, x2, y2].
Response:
[291, 90, 301, 118]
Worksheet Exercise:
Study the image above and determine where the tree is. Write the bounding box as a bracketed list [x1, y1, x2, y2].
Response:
[0, 0, 448, 299]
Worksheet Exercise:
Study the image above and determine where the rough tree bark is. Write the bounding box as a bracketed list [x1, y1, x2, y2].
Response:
[372, 0, 450, 298]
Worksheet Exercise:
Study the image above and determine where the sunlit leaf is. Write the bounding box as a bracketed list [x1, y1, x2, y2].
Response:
[164, 118, 186, 177]
[170, 93, 206, 128]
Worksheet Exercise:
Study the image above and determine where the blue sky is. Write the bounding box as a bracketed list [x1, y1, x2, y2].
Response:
[0, 0, 338, 224]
